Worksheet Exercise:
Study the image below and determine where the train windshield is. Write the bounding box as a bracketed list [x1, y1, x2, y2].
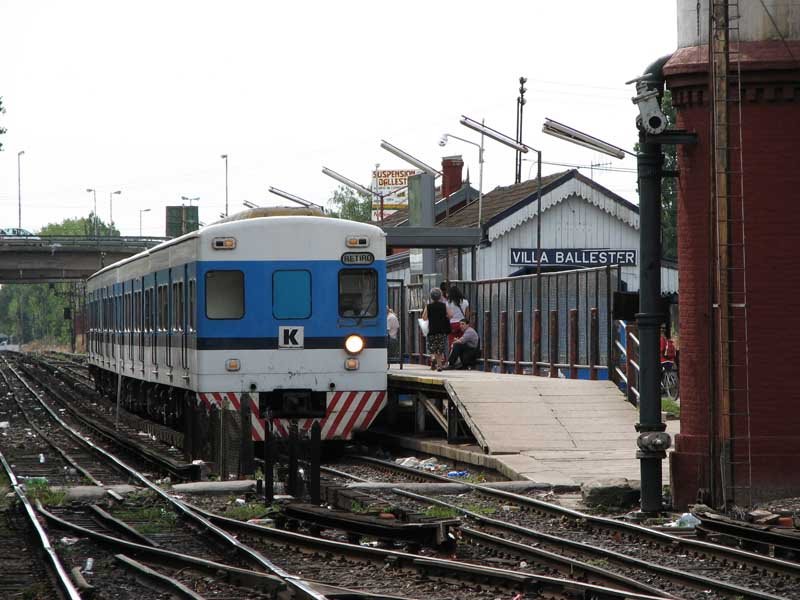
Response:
[339, 269, 378, 318]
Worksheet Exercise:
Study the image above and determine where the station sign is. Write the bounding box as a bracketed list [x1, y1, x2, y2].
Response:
[341, 251, 375, 266]
[371, 168, 419, 211]
[509, 248, 637, 267]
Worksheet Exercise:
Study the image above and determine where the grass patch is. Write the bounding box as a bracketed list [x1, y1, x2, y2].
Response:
[464, 503, 496, 516]
[114, 506, 178, 534]
[661, 397, 680, 417]
[350, 500, 369, 513]
[463, 472, 487, 484]
[225, 503, 272, 521]
[424, 505, 460, 519]
[24, 481, 66, 506]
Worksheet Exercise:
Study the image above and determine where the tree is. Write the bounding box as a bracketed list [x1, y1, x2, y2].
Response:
[634, 90, 677, 260]
[327, 185, 373, 222]
[0, 97, 6, 152]
[0, 213, 116, 348]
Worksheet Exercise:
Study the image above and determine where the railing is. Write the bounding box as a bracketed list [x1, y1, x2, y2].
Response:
[401, 265, 621, 379]
[0, 235, 169, 248]
[611, 319, 640, 406]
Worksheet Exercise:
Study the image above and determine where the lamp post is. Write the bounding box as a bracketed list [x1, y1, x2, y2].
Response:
[109, 190, 121, 234]
[180, 196, 199, 206]
[439, 133, 484, 226]
[221, 154, 229, 217]
[86, 188, 98, 236]
[139, 208, 151, 237]
[242, 200, 260, 209]
[17, 150, 24, 230]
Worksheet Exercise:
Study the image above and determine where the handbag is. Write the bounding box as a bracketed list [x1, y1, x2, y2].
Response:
[418, 318, 429, 337]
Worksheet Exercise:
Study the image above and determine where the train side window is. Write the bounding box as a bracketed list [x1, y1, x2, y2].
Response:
[158, 284, 169, 331]
[205, 271, 244, 319]
[188, 279, 196, 331]
[144, 289, 152, 332]
[272, 270, 311, 319]
[172, 281, 184, 331]
[338, 269, 378, 318]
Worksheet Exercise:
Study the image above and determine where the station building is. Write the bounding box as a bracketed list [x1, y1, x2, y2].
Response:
[384, 161, 678, 297]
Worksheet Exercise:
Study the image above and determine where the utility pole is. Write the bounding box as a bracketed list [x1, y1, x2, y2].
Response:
[17, 151, 25, 229]
[515, 77, 527, 184]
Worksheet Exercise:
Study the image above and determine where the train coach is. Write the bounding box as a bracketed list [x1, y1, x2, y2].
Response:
[86, 209, 388, 474]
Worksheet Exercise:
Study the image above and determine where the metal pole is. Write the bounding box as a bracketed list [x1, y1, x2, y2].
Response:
[93, 190, 97, 237]
[536, 150, 543, 316]
[139, 211, 143, 237]
[223, 155, 229, 217]
[17, 151, 24, 230]
[636, 128, 667, 514]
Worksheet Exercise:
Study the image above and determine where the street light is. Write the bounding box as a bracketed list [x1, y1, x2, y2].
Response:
[109, 190, 121, 234]
[17, 150, 24, 230]
[379, 139, 439, 176]
[86, 188, 98, 237]
[139, 208, 151, 237]
[460, 115, 542, 299]
[221, 154, 229, 216]
[242, 200, 260, 209]
[268, 186, 324, 211]
[181, 196, 199, 206]
[542, 118, 631, 159]
[440, 133, 484, 227]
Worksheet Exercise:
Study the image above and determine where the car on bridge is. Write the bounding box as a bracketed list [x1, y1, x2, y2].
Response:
[0, 227, 38, 239]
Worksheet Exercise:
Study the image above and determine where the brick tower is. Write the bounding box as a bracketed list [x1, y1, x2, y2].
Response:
[665, 0, 800, 508]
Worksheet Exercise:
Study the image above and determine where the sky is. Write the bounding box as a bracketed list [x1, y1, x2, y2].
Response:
[0, 1, 678, 237]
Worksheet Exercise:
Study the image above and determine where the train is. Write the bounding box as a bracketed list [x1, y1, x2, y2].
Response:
[86, 208, 388, 471]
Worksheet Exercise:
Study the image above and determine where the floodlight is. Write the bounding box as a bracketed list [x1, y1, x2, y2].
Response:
[379, 140, 439, 176]
[460, 116, 528, 153]
[542, 118, 628, 159]
[268, 186, 323, 211]
[322, 167, 375, 198]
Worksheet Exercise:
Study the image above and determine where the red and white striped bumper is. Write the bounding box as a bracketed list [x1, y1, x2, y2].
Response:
[195, 390, 387, 441]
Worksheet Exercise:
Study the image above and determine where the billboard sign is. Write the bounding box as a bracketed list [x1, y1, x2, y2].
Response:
[372, 168, 418, 211]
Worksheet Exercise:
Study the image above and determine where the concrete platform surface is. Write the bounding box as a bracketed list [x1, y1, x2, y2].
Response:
[387, 364, 677, 486]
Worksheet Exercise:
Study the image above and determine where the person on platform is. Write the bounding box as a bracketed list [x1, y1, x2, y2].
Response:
[422, 287, 452, 371]
[445, 285, 470, 350]
[446, 319, 480, 370]
[386, 306, 400, 360]
[660, 328, 677, 364]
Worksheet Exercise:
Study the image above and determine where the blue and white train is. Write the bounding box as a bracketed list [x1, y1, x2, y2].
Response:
[87, 209, 388, 454]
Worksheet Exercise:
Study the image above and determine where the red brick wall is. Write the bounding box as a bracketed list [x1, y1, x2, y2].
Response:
[668, 60, 800, 507]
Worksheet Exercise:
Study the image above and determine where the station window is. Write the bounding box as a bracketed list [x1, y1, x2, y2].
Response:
[205, 270, 244, 319]
[338, 269, 378, 318]
[273, 270, 311, 319]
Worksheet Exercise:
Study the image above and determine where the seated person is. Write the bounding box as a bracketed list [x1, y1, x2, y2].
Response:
[446, 319, 480, 370]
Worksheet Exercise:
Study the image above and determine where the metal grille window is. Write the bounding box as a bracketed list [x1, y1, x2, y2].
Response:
[205, 271, 244, 319]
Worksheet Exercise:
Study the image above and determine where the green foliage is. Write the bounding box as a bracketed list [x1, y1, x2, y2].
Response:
[634, 90, 677, 260]
[423, 505, 459, 519]
[224, 501, 272, 521]
[661, 397, 680, 417]
[327, 185, 373, 222]
[114, 506, 178, 534]
[24, 481, 66, 506]
[0, 215, 117, 346]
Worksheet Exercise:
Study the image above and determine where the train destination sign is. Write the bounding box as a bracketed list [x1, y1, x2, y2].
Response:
[341, 252, 375, 266]
[510, 248, 637, 267]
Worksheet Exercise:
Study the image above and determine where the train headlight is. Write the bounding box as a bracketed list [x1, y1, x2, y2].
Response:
[344, 335, 365, 354]
[225, 358, 241, 371]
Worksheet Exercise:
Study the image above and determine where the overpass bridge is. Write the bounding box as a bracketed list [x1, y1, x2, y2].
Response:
[0, 236, 168, 283]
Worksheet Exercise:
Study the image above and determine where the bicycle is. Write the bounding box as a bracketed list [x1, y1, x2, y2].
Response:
[661, 361, 679, 400]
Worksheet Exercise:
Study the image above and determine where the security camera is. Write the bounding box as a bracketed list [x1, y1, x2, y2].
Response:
[629, 76, 666, 135]
[438, 135, 448, 147]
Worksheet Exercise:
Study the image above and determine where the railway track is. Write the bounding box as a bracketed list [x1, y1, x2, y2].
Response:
[324, 456, 800, 599]
[1, 351, 673, 599]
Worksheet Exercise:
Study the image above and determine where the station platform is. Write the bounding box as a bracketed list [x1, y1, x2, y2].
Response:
[381, 364, 677, 487]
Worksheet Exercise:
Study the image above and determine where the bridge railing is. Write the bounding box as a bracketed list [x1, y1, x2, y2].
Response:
[0, 235, 169, 248]
[402, 265, 622, 379]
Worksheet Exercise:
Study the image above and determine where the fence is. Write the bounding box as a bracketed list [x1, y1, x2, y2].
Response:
[401, 265, 622, 379]
[611, 319, 640, 405]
